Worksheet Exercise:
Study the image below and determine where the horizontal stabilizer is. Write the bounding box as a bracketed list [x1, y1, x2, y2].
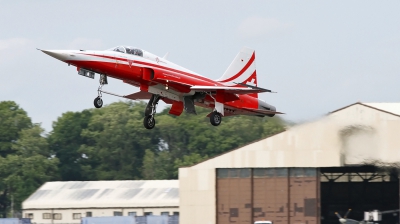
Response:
[191, 85, 269, 94]
[234, 82, 275, 93]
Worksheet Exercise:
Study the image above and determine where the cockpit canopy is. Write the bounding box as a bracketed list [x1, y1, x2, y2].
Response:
[107, 46, 143, 57]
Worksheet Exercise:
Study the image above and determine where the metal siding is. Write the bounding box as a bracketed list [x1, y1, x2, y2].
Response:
[217, 172, 252, 224]
[217, 178, 229, 224]
[218, 168, 320, 224]
[288, 168, 319, 224]
[252, 176, 289, 224]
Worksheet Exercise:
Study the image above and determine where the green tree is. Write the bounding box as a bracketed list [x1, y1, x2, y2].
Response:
[142, 149, 174, 180]
[48, 110, 92, 181]
[156, 106, 285, 158]
[0, 101, 31, 157]
[0, 125, 59, 216]
[79, 101, 159, 180]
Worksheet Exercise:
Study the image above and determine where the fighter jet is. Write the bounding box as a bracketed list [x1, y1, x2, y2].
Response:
[40, 46, 282, 129]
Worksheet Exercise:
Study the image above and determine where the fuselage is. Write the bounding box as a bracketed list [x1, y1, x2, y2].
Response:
[42, 46, 274, 116]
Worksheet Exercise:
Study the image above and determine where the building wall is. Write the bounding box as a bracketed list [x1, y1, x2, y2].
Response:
[23, 207, 179, 224]
[179, 167, 215, 224]
[179, 104, 400, 224]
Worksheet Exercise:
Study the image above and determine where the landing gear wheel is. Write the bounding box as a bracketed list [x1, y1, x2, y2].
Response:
[210, 111, 222, 126]
[143, 115, 156, 129]
[94, 97, 103, 108]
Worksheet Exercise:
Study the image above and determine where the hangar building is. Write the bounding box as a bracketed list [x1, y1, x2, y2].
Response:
[22, 180, 179, 224]
[179, 102, 400, 224]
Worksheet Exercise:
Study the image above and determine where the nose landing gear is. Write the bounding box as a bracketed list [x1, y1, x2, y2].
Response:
[94, 96, 103, 108]
[93, 74, 108, 109]
[143, 94, 160, 129]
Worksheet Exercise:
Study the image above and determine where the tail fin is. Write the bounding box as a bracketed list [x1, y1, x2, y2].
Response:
[216, 47, 258, 98]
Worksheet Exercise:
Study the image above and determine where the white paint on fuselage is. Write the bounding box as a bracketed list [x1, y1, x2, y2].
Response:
[103, 49, 206, 78]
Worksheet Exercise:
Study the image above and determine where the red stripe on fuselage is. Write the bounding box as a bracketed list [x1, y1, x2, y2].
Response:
[79, 53, 215, 84]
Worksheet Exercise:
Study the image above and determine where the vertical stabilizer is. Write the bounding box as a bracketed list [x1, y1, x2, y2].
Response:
[216, 47, 258, 98]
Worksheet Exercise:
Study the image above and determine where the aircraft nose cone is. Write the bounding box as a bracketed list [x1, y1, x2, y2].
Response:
[41, 50, 70, 61]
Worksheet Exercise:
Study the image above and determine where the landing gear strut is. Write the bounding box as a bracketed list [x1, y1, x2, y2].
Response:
[143, 94, 160, 129]
[210, 111, 222, 126]
[93, 74, 108, 108]
[207, 92, 223, 126]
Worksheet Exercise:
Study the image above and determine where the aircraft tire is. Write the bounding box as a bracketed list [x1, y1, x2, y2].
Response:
[210, 111, 222, 126]
[144, 115, 156, 129]
[94, 97, 103, 108]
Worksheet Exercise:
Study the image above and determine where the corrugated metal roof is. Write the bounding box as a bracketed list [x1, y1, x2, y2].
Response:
[22, 180, 179, 209]
[363, 103, 400, 116]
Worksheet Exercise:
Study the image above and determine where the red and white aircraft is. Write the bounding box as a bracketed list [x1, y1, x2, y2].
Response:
[40, 46, 282, 129]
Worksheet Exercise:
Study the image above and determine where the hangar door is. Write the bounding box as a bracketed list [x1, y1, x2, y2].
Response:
[320, 166, 399, 224]
[217, 168, 320, 224]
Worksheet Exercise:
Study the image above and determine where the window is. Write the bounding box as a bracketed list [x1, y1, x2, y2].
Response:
[161, 212, 169, 216]
[128, 212, 136, 217]
[304, 168, 317, 177]
[217, 169, 228, 178]
[114, 46, 126, 53]
[218, 168, 252, 178]
[43, 213, 51, 219]
[144, 212, 152, 216]
[275, 168, 288, 177]
[53, 213, 62, 220]
[125, 46, 143, 57]
[291, 168, 304, 177]
[86, 212, 92, 217]
[106, 46, 143, 57]
[239, 168, 251, 178]
[173, 212, 179, 216]
[73, 213, 81, 220]
[25, 213, 33, 219]
[114, 211, 123, 216]
[253, 168, 266, 177]
[229, 168, 239, 177]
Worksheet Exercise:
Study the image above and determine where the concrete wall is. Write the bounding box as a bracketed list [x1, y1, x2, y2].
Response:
[179, 103, 400, 224]
[23, 207, 179, 224]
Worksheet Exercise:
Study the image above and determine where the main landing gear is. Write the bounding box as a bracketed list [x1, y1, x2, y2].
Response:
[93, 74, 108, 109]
[143, 94, 160, 129]
[210, 111, 222, 126]
[207, 92, 223, 126]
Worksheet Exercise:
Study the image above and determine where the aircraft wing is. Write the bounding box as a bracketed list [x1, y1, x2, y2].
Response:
[190, 86, 269, 94]
[241, 107, 285, 115]
[123, 91, 152, 100]
[98, 90, 152, 100]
